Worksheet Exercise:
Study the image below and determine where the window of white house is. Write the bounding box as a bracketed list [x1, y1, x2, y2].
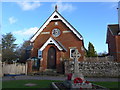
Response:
[38, 50, 42, 59]
[70, 48, 76, 59]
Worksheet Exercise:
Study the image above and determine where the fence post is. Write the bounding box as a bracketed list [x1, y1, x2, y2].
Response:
[0, 61, 2, 77]
[25, 62, 28, 75]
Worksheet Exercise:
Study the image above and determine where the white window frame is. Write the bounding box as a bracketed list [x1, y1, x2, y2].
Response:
[38, 50, 42, 59]
[70, 48, 76, 59]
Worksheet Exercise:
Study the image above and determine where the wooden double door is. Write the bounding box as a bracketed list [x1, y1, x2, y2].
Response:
[47, 46, 56, 69]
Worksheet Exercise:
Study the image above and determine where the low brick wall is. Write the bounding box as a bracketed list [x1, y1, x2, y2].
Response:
[64, 59, 120, 77]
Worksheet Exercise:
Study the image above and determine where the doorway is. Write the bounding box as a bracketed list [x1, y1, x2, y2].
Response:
[47, 46, 56, 69]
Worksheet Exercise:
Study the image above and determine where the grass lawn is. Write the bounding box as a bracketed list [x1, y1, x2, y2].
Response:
[2, 80, 62, 88]
[2, 80, 120, 89]
[91, 81, 119, 89]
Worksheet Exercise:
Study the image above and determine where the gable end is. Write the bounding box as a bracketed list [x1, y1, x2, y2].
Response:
[30, 11, 83, 42]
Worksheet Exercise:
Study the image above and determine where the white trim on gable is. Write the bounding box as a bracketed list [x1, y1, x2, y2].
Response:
[63, 31, 71, 33]
[30, 11, 83, 42]
[39, 37, 63, 51]
[41, 32, 50, 34]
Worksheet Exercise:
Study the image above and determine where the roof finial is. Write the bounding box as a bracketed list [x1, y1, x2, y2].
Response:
[55, 5, 58, 11]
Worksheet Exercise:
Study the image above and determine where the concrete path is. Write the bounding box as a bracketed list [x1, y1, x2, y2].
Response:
[2, 75, 119, 82]
[2, 75, 66, 81]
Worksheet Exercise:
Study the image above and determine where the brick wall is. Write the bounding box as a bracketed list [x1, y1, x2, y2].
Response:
[116, 36, 120, 62]
[107, 30, 120, 62]
[30, 20, 85, 72]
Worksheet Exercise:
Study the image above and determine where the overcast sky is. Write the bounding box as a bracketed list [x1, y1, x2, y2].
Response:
[2, 2, 118, 53]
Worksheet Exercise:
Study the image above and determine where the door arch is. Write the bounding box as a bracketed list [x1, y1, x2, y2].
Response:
[47, 46, 56, 69]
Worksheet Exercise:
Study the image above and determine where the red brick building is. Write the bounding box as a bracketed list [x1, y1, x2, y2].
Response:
[27, 6, 85, 73]
[106, 24, 120, 62]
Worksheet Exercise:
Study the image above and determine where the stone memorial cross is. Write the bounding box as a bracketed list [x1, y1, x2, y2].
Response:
[71, 49, 84, 80]
[64, 49, 92, 89]
[72, 49, 81, 73]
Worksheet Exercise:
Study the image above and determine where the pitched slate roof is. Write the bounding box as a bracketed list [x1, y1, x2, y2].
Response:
[30, 10, 83, 42]
[55, 40, 67, 52]
[106, 24, 119, 43]
[108, 24, 119, 35]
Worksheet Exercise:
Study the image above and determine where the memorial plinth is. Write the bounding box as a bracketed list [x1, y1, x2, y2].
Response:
[63, 49, 92, 89]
